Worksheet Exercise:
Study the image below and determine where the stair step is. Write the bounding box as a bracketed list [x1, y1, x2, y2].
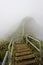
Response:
[15, 54, 35, 61]
[15, 59, 36, 65]
[15, 51, 32, 57]
[15, 43, 27, 46]
[15, 46, 28, 50]
[15, 48, 32, 53]
[14, 43, 38, 65]
[15, 43, 28, 49]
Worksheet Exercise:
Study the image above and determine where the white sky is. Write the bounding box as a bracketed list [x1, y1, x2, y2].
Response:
[0, 0, 43, 39]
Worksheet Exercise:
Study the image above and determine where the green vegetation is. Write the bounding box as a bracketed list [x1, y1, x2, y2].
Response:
[0, 40, 9, 65]
[28, 37, 40, 49]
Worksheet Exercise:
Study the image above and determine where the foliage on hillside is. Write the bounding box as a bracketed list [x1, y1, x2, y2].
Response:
[0, 40, 9, 65]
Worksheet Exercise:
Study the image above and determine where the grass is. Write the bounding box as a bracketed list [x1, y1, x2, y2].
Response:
[0, 40, 9, 65]
[27, 37, 40, 49]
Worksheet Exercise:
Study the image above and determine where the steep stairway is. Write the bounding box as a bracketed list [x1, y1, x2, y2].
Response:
[13, 43, 38, 65]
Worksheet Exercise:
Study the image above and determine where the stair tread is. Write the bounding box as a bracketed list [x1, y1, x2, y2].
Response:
[15, 51, 32, 56]
[15, 48, 32, 53]
[15, 54, 35, 61]
[15, 59, 36, 65]
[15, 43, 27, 46]
[15, 43, 28, 49]
[14, 43, 37, 65]
[15, 46, 28, 49]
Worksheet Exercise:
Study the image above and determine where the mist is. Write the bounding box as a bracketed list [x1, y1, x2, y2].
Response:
[0, 0, 43, 40]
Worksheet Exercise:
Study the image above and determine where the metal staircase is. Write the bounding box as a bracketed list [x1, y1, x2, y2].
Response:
[2, 35, 42, 65]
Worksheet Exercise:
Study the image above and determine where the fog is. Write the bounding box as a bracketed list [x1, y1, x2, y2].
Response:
[0, 0, 43, 40]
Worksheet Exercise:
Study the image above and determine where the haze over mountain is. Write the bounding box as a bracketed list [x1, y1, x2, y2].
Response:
[0, 0, 43, 40]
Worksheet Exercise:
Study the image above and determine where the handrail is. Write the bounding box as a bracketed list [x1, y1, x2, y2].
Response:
[8, 41, 14, 65]
[8, 39, 13, 50]
[26, 37, 40, 52]
[26, 36, 41, 52]
[26, 35, 42, 65]
[2, 51, 9, 65]
[27, 35, 40, 43]
[2, 38, 14, 65]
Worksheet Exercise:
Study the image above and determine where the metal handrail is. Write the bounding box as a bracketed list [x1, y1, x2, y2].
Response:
[2, 39, 14, 65]
[27, 35, 40, 43]
[26, 36, 41, 52]
[8, 41, 14, 65]
[2, 51, 9, 65]
[8, 39, 13, 50]
[26, 35, 42, 65]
